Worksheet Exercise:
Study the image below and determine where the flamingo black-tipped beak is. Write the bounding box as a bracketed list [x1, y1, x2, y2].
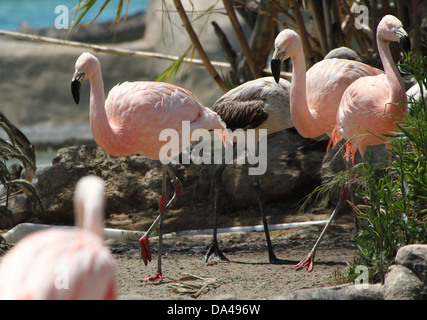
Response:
[399, 35, 411, 53]
[71, 71, 84, 104]
[271, 58, 282, 83]
[71, 80, 81, 104]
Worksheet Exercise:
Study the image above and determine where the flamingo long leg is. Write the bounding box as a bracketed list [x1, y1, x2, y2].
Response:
[205, 164, 229, 262]
[252, 176, 288, 264]
[139, 165, 175, 282]
[294, 185, 350, 271]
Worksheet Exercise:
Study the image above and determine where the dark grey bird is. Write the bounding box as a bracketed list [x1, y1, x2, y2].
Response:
[207, 76, 293, 264]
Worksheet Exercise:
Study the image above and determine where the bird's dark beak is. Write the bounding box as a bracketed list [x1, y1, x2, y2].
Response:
[71, 71, 84, 104]
[271, 59, 282, 84]
[399, 35, 411, 53]
[71, 80, 81, 104]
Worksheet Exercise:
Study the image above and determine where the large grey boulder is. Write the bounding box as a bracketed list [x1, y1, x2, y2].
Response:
[32, 129, 326, 226]
[384, 265, 424, 300]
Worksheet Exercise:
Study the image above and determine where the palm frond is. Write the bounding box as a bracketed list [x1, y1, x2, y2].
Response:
[70, 0, 131, 35]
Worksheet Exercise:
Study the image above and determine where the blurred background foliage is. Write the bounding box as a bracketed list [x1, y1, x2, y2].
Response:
[71, 0, 426, 88]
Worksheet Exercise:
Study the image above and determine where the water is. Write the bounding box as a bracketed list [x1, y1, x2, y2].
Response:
[0, 0, 148, 31]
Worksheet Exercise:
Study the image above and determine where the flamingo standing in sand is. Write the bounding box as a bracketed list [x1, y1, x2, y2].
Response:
[71, 52, 229, 282]
[206, 76, 293, 264]
[0, 176, 117, 300]
[270, 28, 381, 271]
[271, 15, 410, 271]
[206, 46, 364, 264]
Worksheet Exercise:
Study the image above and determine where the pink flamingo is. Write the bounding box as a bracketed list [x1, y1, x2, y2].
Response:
[270, 29, 381, 271]
[71, 52, 229, 282]
[271, 16, 410, 271]
[329, 15, 410, 163]
[0, 176, 117, 300]
[271, 30, 383, 139]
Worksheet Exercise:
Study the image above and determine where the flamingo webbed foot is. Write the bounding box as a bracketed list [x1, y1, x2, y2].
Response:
[268, 253, 289, 265]
[139, 271, 162, 282]
[205, 241, 230, 263]
[294, 251, 315, 272]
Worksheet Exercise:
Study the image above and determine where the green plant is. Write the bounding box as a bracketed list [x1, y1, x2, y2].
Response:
[70, 0, 131, 34]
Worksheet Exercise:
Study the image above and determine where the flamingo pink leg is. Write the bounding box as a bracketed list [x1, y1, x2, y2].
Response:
[139, 165, 183, 282]
[295, 185, 351, 272]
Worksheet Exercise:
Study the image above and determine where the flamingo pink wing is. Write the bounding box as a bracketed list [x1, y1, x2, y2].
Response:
[306, 59, 383, 135]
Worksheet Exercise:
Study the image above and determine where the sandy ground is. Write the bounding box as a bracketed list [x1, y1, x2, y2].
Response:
[108, 212, 358, 300]
[0, 203, 359, 301]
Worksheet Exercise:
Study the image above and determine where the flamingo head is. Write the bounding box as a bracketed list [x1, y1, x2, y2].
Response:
[377, 15, 411, 52]
[271, 29, 301, 83]
[71, 52, 100, 104]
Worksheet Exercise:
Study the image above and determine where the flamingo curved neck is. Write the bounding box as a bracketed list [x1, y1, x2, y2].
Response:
[89, 70, 128, 156]
[290, 49, 322, 138]
[81, 202, 105, 239]
[377, 38, 406, 106]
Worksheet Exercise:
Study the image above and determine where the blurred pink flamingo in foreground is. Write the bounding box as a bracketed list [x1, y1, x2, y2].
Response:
[71, 52, 229, 282]
[272, 15, 410, 271]
[0, 176, 117, 300]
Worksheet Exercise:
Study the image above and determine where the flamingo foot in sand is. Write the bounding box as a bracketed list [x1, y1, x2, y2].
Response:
[140, 271, 162, 282]
[294, 251, 315, 272]
[205, 240, 230, 263]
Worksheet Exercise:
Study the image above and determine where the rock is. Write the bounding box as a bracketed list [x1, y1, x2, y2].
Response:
[34, 145, 167, 224]
[340, 284, 384, 300]
[271, 245, 427, 300]
[5, 194, 32, 226]
[221, 129, 326, 208]
[276, 288, 342, 300]
[19, 12, 146, 44]
[0, 193, 34, 229]
[396, 244, 427, 283]
[210, 294, 237, 300]
[395, 244, 427, 299]
[32, 129, 326, 227]
[384, 265, 424, 300]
